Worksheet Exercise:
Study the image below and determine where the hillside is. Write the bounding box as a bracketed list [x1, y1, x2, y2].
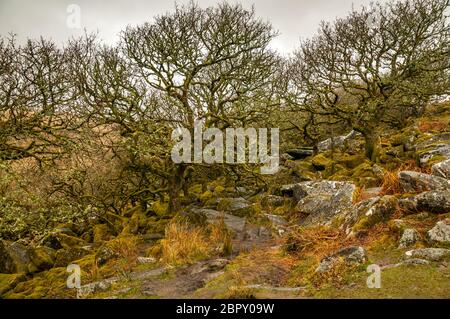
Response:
[1, 102, 449, 299]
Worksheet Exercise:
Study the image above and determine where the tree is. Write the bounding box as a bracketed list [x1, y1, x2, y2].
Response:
[121, 2, 280, 212]
[288, 0, 450, 160]
[0, 36, 76, 162]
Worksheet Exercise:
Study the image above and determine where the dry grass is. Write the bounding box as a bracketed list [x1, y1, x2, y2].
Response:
[158, 221, 232, 266]
[380, 160, 431, 195]
[352, 186, 365, 204]
[418, 119, 448, 133]
[107, 236, 140, 275]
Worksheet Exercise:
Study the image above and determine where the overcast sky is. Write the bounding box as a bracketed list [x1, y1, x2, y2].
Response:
[0, 0, 377, 54]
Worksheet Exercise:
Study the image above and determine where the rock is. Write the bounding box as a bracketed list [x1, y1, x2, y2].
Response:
[340, 195, 397, 234]
[318, 130, 362, 152]
[316, 246, 367, 273]
[311, 154, 333, 171]
[265, 214, 288, 227]
[293, 181, 355, 226]
[432, 159, 450, 179]
[405, 248, 450, 261]
[29, 246, 56, 272]
[192, 208, 246, 234]
[280, 153, 295, 162]
[415, 132, 450, 166]
[427, 220, 450, 244]
[179, 209, 208, 225]
[261, 195, 285, 208]
[398, 171, 449, 193]
[285, 147, 314, 160]
[54, 247, 90, 267]
[137, 256, 157, 264]
[279, 183, 299, 197]
[396, 258, 430, 267]
[95, 245, 120, 266]
[398, 229, 420, 249]
[217, 197, 253, 217]
[400, 190, 450, 214]
[0, 240, 35, 274]
[41, 232, 86, 250]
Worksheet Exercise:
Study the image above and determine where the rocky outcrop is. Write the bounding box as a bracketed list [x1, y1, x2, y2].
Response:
[316, 246, 367, 273]
[398, 171, 449, 193]
[431, 159, 450, 179]
[404, 248, 450, 261]
[289, 181, 355, 226]
[398, 229, 420, 249]
[427, 220, 450, 244]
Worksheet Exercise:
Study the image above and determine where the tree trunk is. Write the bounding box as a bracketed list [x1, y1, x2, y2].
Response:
[168, 164, 186, 213]
[363, 130, 381, 162]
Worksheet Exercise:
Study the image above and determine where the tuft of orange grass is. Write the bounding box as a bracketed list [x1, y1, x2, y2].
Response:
[418, 119, 448, 133]
[159, 222, 231, 266]
[380, 170, 401, 195]
[381, 160, 432, 195]
[160, 223, 210, 266]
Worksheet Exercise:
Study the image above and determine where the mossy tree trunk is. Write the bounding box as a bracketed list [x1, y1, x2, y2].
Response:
[363, 130, 381, 162]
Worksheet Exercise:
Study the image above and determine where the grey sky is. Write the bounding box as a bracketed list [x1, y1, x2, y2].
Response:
[0, 0, 377, 54]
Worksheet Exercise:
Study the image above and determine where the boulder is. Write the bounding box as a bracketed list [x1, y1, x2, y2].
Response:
[427, 220, 450, 244]
[399, 190, 450, 214]
[432, 159, 450, 179]
[217, 197, 254, 217]
[316, 246, 367, 273]
[285, 148, 314, 160]
[191, 208, 246, 234]
[293, 181, 356, 226]
[398, 171, 449, 193]
[415, 132, 450, 166]
[318, 131, 362, 152]
[41, 232, 86, 250]
[340, 195, 397, 234]
[261, 195, 285, 208]
[398, 229, 420, 249]
[54, 247, 90, 267]
[29, 246, 56, 272]
[404, 248, 450, 261]
[0, 240, 33, 274]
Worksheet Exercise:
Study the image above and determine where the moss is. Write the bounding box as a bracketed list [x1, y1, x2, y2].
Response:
[311, 154, 333, 171]
[93, 224, 111, 243]
[335, 153, 366, 169]
[30, 246, 56, 272]
[199, 190, 213, 204]
[151, 201, 168, 217]
[57, 233, 85, 249]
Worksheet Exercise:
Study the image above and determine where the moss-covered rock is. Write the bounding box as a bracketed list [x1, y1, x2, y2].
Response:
[93, 224, 111, 243]
[311, 154, 333, 171]
[30, 246, 56, 272]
